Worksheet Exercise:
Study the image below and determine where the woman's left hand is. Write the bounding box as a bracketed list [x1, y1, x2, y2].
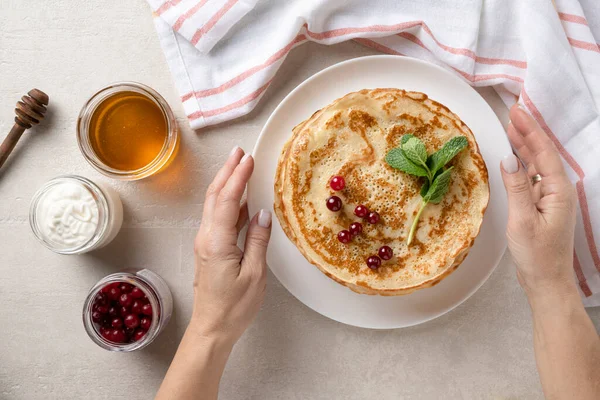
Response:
[190, 146, 272, 346]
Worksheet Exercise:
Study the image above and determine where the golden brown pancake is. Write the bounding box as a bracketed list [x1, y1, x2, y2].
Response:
[274, 89, 489, 295]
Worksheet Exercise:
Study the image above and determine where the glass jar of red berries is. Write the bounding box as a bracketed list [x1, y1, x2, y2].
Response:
[82, 269, 173, 351]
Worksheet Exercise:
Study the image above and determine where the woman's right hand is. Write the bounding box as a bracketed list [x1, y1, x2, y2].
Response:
[500, 104, 578, 301]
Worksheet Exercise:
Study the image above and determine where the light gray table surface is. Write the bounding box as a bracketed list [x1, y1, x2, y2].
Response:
[2, 1, 599, 399]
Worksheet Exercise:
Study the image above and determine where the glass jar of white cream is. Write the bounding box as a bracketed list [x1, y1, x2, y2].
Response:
[29, 175, 123, 254]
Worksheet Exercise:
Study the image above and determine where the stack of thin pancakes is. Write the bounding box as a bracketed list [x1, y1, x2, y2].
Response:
[274, 89, 489, 295]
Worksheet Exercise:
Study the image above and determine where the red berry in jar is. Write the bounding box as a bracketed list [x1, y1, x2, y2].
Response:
[124, 314, 140, 329]
[130, 287, 144, 299]
[141, 303, 153, 316]
[378, 246, 393, 260]
[133, 329, 147, 342]
[111, 329, 127, 343]
[349, 222, 363, 236]
[329, 176, 345, 191]
[92, 311, 103, 323]
[337, 230, 352, 244]
[119, 293, 133, 308]
[326, 196, 343, 212]
[119, 306, 131, 316]
[367, 211, 380, 224]
[108, 306, 119, 318]
[354, 205, 369, 218]
[366, 255, 382, 270]
[100, 327, 112, 341]
[111, 318, 123, 328]
[140, 317, 151, 330]
[96, 304, 109, 314]
[131, 300, 144, 314]
[119, 283, 133, 293]
[107, 286, 121, 301]
[94, 293, 107, 305]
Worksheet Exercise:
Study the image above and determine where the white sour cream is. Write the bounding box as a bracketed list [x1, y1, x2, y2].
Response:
[36, 181, 100, 248]
[30, 176, 123, 254]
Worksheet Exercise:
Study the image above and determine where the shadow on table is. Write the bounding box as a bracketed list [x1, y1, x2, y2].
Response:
[141, 293, 187, 371]
[128, 124, 198, 202]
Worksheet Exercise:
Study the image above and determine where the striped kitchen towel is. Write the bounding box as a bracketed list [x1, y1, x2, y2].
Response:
[147, 0, 600, 306]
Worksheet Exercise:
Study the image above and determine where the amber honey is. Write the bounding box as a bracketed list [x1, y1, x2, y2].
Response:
[88, 91, 168, 171]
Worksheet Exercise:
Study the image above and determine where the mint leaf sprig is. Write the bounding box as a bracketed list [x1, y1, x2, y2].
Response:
[385, 135, 468, 245]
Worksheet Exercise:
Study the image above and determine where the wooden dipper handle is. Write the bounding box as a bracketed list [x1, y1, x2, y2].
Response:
[0, 89, 49, 169]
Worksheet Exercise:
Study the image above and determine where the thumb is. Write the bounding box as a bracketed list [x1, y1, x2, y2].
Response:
[242, 209, 272, 277]
[501, 153, 535, 217]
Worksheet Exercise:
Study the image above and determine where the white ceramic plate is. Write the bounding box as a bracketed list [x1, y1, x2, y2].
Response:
[248, 55, 509, 329]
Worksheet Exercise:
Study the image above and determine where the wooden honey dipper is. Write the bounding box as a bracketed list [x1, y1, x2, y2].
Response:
[0, 89, 49, 169]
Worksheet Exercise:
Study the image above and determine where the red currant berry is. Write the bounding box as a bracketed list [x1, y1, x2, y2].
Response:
[326, 196, 343, 212]
[107, 286, 121, 301]
[329, 176, 345, 191]
[141, 303, 153, 316]
[367, 211, 380, 224]
[130, 287, 144, 299]
[92, 311, 103, 323]
[119, 306, 131, 317]
[124, 314, 140, 329]
[337, 230, 352, 244]
[111, 318, 123, 328]
[131, 300, 144, 314]
[349, 222, 363, 236]
[119, 283, 133, 293]
[111, 329, 127, 343]
[108, 306, 119, 318]
[354, 205, 369, 218]
[96, 304, 109, 314]
[366, 255, 382, 270]
[119, 293, 133, 308]
[100, 327, 112, 341]
[140, 317, 151, 330]
[94, 293, 108, 305]
[132, 329, 147, 342]
[378, 246, 393, 260]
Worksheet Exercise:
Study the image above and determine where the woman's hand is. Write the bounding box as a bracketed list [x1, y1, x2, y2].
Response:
[501, 104, 578, 300]
[156, 147, 272, 400]
[191, 146, 272, 345]
[501, 104, 600, 400]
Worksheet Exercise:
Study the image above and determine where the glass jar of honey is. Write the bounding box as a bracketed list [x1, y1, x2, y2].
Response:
[77, 82, 178, 180]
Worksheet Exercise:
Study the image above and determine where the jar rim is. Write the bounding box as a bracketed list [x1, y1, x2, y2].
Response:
[76, 81, 178, 181]
[29, 175, 111, 255]
[82, 272, 165, 352]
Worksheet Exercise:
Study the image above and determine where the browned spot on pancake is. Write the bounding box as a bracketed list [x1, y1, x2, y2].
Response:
[356, 280, 372, 288]
[325, 111, 344, 129]
[430, 116, 443, 129]
[386, 124, 407, 148]
[309, 135, 337, 167]
[348, 109, 377, 134]
[411, 238, 426, 257]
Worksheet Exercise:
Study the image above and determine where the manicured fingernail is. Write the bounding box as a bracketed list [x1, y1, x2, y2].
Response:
[502, 154, 519, 174]
[516, 103, 527, 112]
[241, 154, 252, 164]
[229, 146, 241, 158]
[258, 209, 271, 228]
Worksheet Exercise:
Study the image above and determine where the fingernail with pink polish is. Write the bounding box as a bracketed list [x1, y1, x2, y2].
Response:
[258, 209, 272, 228]
[502, 154, 519, 174]
[229, 145, 241, 158]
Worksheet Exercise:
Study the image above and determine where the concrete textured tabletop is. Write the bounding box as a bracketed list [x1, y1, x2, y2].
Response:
[2, 1, 599, 399]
